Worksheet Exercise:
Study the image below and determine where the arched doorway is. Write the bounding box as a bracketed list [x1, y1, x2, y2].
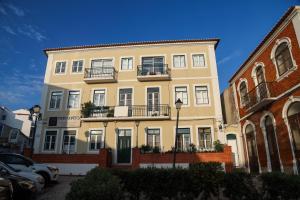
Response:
[226, 134, 239, 167]
[245, 124, 259, 173]
[287, 102, 300, 171]
[264, 116, 281, 171]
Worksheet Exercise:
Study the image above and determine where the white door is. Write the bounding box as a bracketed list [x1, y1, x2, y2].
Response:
[227, 134, 239, 167]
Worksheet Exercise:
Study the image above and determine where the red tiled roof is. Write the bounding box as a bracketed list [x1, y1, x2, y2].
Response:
[43, 38, 220, 55]
[229, 6, 298, 82]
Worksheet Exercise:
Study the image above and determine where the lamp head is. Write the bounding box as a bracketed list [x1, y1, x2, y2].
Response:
[175, 99, 183, 110]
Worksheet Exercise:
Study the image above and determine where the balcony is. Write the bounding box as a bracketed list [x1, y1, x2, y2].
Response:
[137, 64, 171, 81]
[81, 104, 171, 121]
[84, 67, 117, 83]
[243, 82, 277, 113]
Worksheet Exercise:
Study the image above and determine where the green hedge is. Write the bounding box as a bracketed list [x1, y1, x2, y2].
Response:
[66, 165, 300, 200]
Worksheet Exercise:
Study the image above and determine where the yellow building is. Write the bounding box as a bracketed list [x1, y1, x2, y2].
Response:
[34, 39, 224, 173]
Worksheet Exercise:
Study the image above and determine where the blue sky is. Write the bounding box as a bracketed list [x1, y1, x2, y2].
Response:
[0, 0, 299, 110]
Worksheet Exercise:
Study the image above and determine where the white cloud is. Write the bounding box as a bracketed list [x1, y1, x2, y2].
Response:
[2, 26, 16, 35]
[18, 24, 47, 42]
[6, 3, 24, 16]
[218, 51, 241, 65]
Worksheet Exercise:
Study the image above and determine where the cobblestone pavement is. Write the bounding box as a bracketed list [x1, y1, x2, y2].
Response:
[37, 176, 82, 200]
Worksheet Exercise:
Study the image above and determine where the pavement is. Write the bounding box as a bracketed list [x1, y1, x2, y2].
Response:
[36, 176, 82, 200]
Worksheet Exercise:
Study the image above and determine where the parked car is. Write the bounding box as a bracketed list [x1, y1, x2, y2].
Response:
[0, 161, 44, 192]
[0, 176, 13, 200]
[0, 153, 59, 184]
[0, 165, 37, 200]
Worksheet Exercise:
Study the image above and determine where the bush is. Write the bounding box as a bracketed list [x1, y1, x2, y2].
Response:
[66, 167, 123, 200]
[261, 172, 300, 200]
[223, 171, 259, 200]
[213, 140, 224, 152]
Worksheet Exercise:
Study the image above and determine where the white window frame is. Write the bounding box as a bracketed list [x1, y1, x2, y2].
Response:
[144, 127, 162, 149]
[71, 59, 84, 74]
[42, 129, 58, 152]
[173, 84, 190, 107]
[237, 78, 249, 108]
[191, 53, 207, 68]
[193, 84, 211, 107]
[66, 90, 81, 110]
[54, 61, 67, 75]
[172, 54, 187, 69]
[195, 125, 215, 150]
[89, 57, 115, 68]
[48, 90, 64, 111]
[60, 129, 77, 154]
[117, 87, 134, 106]
[87, 128, 104, 153]
[120, 56, 134, 71]
[92, 89, 106, 107]
[173, 126, 192, 151]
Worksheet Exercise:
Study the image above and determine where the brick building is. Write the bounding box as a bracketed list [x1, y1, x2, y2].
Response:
[229, 6, 300, 174]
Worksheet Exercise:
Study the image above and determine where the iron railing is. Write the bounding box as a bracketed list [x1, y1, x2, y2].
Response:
[84, 67, 117, 79]
[243, 82, 277, 109]
[83, 104, 171, 118]
[137, 64, 170, 76]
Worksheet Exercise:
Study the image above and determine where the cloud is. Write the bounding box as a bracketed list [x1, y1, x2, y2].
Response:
[218, 51, 241, 65]
[0, 6, 7, 15]
[6, 3, 25, 16]
[2, 26, 16, 35]
[18, 24, 47, 42]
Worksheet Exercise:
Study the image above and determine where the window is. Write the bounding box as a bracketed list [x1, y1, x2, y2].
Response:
[72, 60, 83, 73]
[198, 128, 212, 149]
[0, 124, 3, 136]
[176, 128, 190, 151]
[147, 129, 160, 148]
[67, 91, 80, 109]
[93, 90, 105, 107]
[195, 86, 209, 104]
[62, 130, 76, 154]
[89, 130, 102, 151]
[91, 59, 113, 68]
[173, 55, 186, 68]
[9, 129, 19, 142]
[55, 62, 66, 74]
[119, 88, 132, 106]
[147, 87, 160, 112]
[275, 42, 294, 76]
[121, 57, 133, 70]
[49, 91, 63, 110]
[141, 57, 164, 75]
[192, 54, 205, 67]
[175, 86, 188, 105]
[43, 130, 57, 151]
[239, 81, 248, 106]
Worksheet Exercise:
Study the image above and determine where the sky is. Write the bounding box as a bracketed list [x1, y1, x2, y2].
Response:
[0, 0, 299, 110]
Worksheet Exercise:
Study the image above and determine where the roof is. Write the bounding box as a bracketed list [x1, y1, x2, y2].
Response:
[229, 6, 299, 83]
[43, 38, 220, 55]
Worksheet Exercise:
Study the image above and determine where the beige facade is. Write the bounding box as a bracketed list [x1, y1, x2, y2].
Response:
[35, 39, 223, 164]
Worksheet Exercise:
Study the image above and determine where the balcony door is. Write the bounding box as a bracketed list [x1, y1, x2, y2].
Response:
[256, 66, 268, 100]
[119, 88, 133, 116]
[147, 87, 160, 115]
[91, 59, 113, 77]
[245, 125, 259, 173]
[142, 57, 164, 75]
[264, 116, 281, 172]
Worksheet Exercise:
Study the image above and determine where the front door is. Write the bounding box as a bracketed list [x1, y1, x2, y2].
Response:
[227, 134, 239, 167]
[265, 116, 281, 172]
[117, 129, 131, 163]
[246, 131, 259, 173]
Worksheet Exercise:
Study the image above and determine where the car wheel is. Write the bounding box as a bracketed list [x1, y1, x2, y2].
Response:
[37, 172, 50, 185]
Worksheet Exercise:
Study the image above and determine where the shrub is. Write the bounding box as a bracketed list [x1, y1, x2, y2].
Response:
[261, 172, 300, 200]
[81, 101, 94, 118]
[223, 171, 259, 200]
[66, 167, 123, 200]
[213, 140, 224, 152]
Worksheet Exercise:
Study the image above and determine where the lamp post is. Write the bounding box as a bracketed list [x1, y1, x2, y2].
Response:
[173, 98, 183, 168]
[135, 121, 140, 148]
[103, 121, 108, 148]
[29, 105, 41, 158]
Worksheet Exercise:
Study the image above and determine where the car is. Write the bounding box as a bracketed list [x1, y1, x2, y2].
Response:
[0, 176, 13, 200]
[0, 153, 59, 184]
[0, 167, 37, 200]
[0, 161, 45, 192]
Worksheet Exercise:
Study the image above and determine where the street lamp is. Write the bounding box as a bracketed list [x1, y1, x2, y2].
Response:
[29, 105, 41, 158]
[135, 121, 140, 147]
[103, 121, 108, 148]
[173, 98, 183, 168]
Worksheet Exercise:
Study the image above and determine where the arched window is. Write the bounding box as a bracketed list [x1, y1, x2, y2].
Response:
[239, 81, 248, 105]
[256, 66, 265, 84]
[275, 42, 293, 76]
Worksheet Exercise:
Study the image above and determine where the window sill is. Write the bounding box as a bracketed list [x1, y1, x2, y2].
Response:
[276, 65, 297, 82]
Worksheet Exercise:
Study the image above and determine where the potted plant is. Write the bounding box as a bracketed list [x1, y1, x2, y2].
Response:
[140, 145, 152, 153]
[188, 143, 197, 153]
[152, 146, 160, 153]
[213, 140, 224, 152]
[81, 101, 95, 118]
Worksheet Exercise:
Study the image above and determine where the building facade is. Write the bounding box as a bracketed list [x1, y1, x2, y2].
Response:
[34, 39, 225, 173]
[230, 6, 300, 174]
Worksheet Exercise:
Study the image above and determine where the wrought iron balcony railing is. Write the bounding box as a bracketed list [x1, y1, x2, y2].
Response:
[82, 104, 171, 120]
[243, 82, 277, 110]
[137, 64, 170, 77]
[84, 67, 117, 82]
